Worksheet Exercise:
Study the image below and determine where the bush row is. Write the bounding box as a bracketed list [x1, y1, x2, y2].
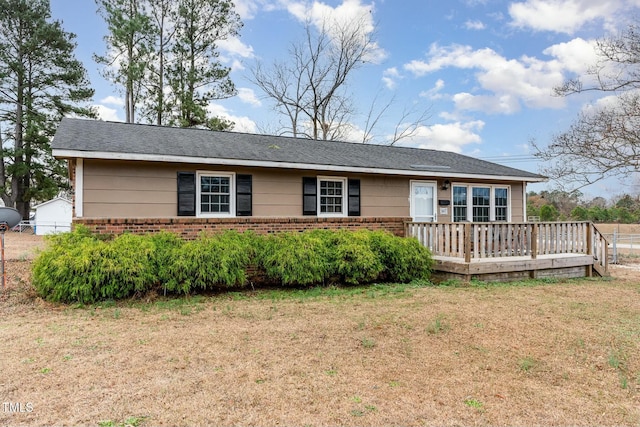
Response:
[32, 227, 433, 303]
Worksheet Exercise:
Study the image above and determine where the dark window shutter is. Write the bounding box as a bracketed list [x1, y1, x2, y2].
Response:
[177, 172, 196, 216]
[348, 179, 361, 216]
[302, 177, 317, 216]
[236, 174, 252, 216]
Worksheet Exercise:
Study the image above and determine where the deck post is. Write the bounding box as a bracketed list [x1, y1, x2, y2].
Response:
[531, 223, 538, 260]
[586, 223, 593, 256]
[464, 223, 472, 263]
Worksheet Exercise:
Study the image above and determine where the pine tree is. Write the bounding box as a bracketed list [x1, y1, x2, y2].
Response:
[165, 0, 241, 129]
[0, 0, 95, 219]
[95, 0, 153, 123]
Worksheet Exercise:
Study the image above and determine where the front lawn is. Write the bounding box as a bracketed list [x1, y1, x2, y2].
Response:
[0, 276, 638, 426]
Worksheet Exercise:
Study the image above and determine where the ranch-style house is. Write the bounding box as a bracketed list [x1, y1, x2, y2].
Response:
[52, 118, 609, 281]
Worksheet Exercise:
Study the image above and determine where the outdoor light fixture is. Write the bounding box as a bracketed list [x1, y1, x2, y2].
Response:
[441, 179, 451, 191]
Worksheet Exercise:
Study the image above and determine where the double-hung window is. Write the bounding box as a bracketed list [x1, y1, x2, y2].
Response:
[197, 172, 234, 217]
[318, 177, 347, 216]
[453, 186, 468, 222]
[472, 187, 491, 222]
[452, 185, 510, 222]
[494, 188, 508, 221]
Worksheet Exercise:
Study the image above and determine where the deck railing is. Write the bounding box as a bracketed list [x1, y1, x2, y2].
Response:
[405, 221, 609, 273]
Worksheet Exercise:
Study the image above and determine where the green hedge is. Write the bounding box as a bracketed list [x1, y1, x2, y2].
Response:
[32, 227, 433, 303]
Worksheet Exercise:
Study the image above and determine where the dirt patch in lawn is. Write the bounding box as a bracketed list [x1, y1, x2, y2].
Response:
[0, 232, 639, 426]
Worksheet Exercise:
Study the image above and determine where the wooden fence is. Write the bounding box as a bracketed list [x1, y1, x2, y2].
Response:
[405, 221, 609, 274]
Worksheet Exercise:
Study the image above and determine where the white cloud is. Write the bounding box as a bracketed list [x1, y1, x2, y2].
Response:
[230, 59, 245, 72]
[508, 0, 638, 34]
[464, 20, 486, 30]
[207, 103, 257, 133]
[419, 79, 445, 100]
[452, 93, 522, 114]
[100, 96, 125, 106]
[232, 0, 263, 19]
[284, 0, 386, 63]
[94, 105, 122, 122]
[382, 67, 401, 89]
[237, 88, 262, 107]
[404, 43, 570, 113]
[542, 37, 598, 75]
[398, 121, 485, 153]
[218, 37, 255, 59]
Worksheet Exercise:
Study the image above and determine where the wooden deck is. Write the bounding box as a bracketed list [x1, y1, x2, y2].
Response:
[406, 221, 609, 282]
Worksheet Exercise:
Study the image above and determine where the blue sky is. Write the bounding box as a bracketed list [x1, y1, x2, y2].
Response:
[49, 0, 640, 199]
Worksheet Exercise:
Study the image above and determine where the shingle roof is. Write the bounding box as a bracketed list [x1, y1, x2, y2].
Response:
[52, 118, 545, 181]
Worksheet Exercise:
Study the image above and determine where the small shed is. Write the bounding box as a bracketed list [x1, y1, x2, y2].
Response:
[34, 197, 72, 235]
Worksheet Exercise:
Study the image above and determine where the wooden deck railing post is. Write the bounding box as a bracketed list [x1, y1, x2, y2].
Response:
[531, 223, 538, 260]
[586, 223, 593, 256]
[464, 223, 472, 263]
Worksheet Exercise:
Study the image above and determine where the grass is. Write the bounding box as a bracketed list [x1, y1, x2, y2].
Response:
[518, 356, 538, 373]
[1, 273, 639, 426]
[425, 313, 450, 334]
[464, 398, 483, 410]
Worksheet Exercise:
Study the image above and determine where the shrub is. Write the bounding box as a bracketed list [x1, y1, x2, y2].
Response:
[369, 231, 433, 282]
[256, 231, 330, 286]
[33, 227, 433, 302]
[325, 230, 384, 285]
[148, 231, 184, 287]
[33, 229, 155, 303]
[164, 231, 255, 293]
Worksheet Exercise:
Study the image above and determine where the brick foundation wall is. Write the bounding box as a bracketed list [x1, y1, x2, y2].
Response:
[74, 217, 410, 239]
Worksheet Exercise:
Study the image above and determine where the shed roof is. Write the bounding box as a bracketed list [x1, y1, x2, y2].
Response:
[52, 118, 545, 182]
[34, 197, 72, 210]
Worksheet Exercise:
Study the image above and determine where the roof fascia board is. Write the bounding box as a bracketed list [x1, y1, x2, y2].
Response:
[52, 149, 547, 183]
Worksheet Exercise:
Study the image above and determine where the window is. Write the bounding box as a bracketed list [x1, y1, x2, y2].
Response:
[318, 177, 346, 216]
[453, 186, 468, 222]
[178, 172, 252, 217]
[495, 188, 508, 221]
[197, 172, 234, 217]
[472, 187, 490, 222]
[302, 176, 360, 217]
[451, 184, 510, 222]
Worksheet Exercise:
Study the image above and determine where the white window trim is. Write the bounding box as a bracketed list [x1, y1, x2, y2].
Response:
[493, 186, 510, 222]
[317, 176, 348, 217]
[410, 180, 438, 222]
[196, 171, 236, 218]
[451, 184, 511, 222]
[75, 158, 83, 218]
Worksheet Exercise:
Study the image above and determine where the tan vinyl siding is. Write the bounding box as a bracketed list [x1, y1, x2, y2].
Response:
[510, 182, 525, 222]
[79, 159, 529, 221]
[360, 176, 408, 217]
[83, 160, 176, 217]
[252, 169, 304, 216]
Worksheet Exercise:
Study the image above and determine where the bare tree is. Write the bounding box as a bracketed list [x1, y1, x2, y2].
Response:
[536, 24, 640, 188]
[359, 93, 431, 145]
[250, 15, 373, 141]
[251, 14, 430, 143]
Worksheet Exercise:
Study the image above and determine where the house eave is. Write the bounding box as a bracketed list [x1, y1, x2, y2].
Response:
[52, 149, 547, 183]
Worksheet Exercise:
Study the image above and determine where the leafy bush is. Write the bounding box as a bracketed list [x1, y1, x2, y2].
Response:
[148, 231, 184, 287]
[164, 231, 255, 293]
[325, 230, 383, 285]
[369, 231, 433, 282]
[33, 229, 155, 303]
[256, 231, 330, 286]
[33, 227, 433, 302]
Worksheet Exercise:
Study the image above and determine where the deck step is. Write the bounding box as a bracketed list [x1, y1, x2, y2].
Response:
[592, 261, 609, 277]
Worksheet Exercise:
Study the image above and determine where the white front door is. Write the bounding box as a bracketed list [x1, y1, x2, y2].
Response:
[411, 181, 437, 222]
